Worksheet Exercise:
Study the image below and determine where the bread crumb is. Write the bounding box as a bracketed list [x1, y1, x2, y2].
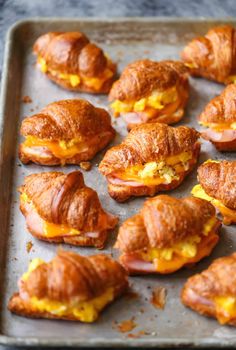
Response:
[80, 161, 92, 171]
[151, 287, 167, 309]
[114, 317, 136, 333]
[22, 95, 32, 103]
[26, 241, 33, 253]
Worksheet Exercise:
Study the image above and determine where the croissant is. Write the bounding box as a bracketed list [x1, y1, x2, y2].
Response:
[33, 32, 116, 93]
[199, 84, 236, 151]
[99, 123, 200, 202]
[19, 171, 118, 248]
[8, 251, 128, 322]
[181, 25, 236, 84]
[115, 195, 221, 275]
[19, 99, 115, 166]
[109, 59, 189, 129]
[191, 159, 236, 225]
[182, 253, 236, 326]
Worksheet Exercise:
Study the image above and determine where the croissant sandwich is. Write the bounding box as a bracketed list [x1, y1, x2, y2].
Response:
[182, 253, 236, 326]
[33, 32, 116, 93]
[199, 84, 236, 151]
[19, 99, 115, 166]
[191, 159, 236, 225]
[115, 195, 221, 275]
[99, 123, 200, 202]
[181, 25, 236, 84]
[8, 251, 128, 322]
[109, 59, 189, 129]
[19, 171, 118, 248]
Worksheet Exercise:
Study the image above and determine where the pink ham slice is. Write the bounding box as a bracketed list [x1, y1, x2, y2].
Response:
[120, 255, 157, 273]
[202, 129, 236, 142]
[184, 288, 215, 308]
[107, 176, 145, 187]
[122, 112, 148, 125]
[23, 146, 53, 158]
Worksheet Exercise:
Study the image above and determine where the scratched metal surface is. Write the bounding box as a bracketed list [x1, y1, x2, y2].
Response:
[0, 18, 236, 348]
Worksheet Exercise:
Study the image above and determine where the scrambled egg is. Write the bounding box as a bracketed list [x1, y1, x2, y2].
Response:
[117, 151, 193, 186]
[111, 86, 178, 116]
[21, 192, 81, 238]
[215, 296, 236, 324]
[21, 259, 114, 322]
[23, 135, 85, 159]
[37, 57, 113, 90]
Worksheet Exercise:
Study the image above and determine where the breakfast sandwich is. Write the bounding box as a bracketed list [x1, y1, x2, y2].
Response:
[115, 195, 221, 274]
[192, 160, 236, 225]
[19, 99, 115, 166]
[99, 123, 200, 202]
[109, 59, 189, 129]
[33, 32, 116, 93]
[19, 171, 118, 248]
[8, 251, 128, 322]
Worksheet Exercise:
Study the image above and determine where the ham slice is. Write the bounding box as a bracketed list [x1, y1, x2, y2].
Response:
[184, 288, 215, 308]
[120, 255, 157, 273]
[122, 112, 147, 125]
[23, 146, 53, 158]
[202, 129, 236, 143]
[107, 176, 144, 187]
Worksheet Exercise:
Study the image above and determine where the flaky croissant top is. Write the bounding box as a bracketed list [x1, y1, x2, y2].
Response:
[109, 59, 189, 101]
[183, 253, 236, 299]
[199, 84, 236, 124]
[34, 32, 113, 78]
[20, 99, 115, 141]
[21, 251, 128, 302]
[181, 25, 236, 83]
[99, 123, 199, 175]
[115, 195, 216, 252]
[198, 160, 236, 210]
[19, 171, 114, 232]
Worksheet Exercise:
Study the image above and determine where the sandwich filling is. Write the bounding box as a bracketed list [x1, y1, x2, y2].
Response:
[110, 85, 187, 123]
[120, 216, 220, 274]
[191, 184, 236, 225]
[20, 259, 115, 322]
[200, 121, 236, 143]
[107, 150, 197, 187]
[37, 56, 114, 91]
[214, 296, 236, 324]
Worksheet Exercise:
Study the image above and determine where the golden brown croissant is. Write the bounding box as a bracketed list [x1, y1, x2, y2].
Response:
[8, 251, 128, 322]
[199, 84, 236, 151]
[181, 25, 236, 84]
[19, 99, 115, 166]
[115, 195, 221, 275]
[33, 32, 116, 93]
[192, 159, 236, 225]
[19, 171, 118, 248]
[182, 253, 236, 326]
[109, 59, 189, 129]
[99, 123, 200, 202]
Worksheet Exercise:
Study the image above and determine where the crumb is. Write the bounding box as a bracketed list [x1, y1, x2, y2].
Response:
[151, 287, 167, 310]
[128, 330, 149, 338]
[22, 95, 32, 103]
[30, 108, 34, 112]
[80, 161, 92, 171]
[17, 163, 22, 167]
[139, 308, 145, 313]
[114, 317, 137, 333]
[26, 241, 33, 253]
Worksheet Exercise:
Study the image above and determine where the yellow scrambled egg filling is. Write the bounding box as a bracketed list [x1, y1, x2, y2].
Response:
[141, 216, 216, 262]
[200, 121, 236, 132]
[21, 259, 114, 322]
[110, 86, 178, 116]
[214, 296, 236, 324]
[116, 151, 193, 185]
[23, 135, 87, 159]
[21, 192, 81, 238]
[38, 57, 113, 90]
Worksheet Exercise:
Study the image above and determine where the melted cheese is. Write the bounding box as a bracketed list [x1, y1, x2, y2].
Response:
[21, 193, 81, 238]
[184, 62, 198, 69]
[21, 258, 114, 322]
[23, 136, 87, 159]
[37, 57, 113, 90]
[113, 151, 193, 185]
[191, 184, 236, 224]
[227, 75, 236, 84]
[200, 121, 236, 132]
[111, 86, 178, 117]
[214, 296, 236, 324]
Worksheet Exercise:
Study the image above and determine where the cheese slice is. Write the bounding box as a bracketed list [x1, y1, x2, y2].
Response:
[215, 296, 236, 324]
[21, 258, 114, 322]
[200, 121, 236, 132]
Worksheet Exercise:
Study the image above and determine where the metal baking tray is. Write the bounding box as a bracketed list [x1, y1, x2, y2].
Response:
[0, 17, 236, 348]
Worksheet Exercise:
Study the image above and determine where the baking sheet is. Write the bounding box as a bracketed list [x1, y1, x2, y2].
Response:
[0, 17, 236, 348]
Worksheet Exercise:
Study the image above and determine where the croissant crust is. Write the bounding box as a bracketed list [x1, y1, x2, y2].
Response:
[33, 32, 116, 93]
[198, 160, 236, 210]
[8, 251, 128, 320]
[181, 25, 236, 83]
[115, 195, 216, 252]
[109, 59, 189, 101]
